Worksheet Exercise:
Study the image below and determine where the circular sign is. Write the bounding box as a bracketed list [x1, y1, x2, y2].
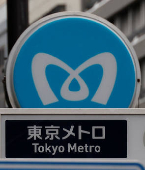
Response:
[6, 12, 141, 108]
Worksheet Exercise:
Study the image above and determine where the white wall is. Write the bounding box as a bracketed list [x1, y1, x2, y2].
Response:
[29, 0, 82, 24]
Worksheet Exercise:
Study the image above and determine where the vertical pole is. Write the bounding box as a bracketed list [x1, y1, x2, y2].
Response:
[7, 0, 29, 54]
[5, 0, 29, 107]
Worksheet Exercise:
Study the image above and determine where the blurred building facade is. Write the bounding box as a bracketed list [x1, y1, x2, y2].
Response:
[87, 0, 145, 107]
[0, 0, 7, 107]
[0, 0, 144, 107]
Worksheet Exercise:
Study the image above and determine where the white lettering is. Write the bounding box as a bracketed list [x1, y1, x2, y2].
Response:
[32, 143, 39, 153]
[67, 143, 101, 153]
[45, 143, 51, 153]
[38, 145, 44, 153]
[92, 126, 105, 139]
[95, 146, 101, 153]
[59, 146, 65, 152]
[68, 143, 76, 152]
[78, 146, 84, 152]
[52, 146, 58, 155]
[90, 145, 94, 152]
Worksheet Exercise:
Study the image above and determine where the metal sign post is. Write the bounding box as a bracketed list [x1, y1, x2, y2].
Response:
[5, 0, 29, 107]
[7, 0, 29, 54]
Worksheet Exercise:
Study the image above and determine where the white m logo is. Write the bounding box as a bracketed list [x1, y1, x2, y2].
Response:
[32, 52, 117, 105]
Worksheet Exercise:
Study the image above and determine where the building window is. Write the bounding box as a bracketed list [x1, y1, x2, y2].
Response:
[108, 0, 145, 41]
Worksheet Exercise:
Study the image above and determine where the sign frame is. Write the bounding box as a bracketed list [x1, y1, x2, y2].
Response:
[0, 159, 143, 170]
[0, 109, 145, 165]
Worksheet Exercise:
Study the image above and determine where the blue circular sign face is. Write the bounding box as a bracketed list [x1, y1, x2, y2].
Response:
[6, 13, 141, 108]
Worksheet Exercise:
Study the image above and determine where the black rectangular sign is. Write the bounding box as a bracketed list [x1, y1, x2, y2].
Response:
[6, 120, 127, 158]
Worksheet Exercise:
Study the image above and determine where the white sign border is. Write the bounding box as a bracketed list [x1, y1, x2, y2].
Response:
[6, 12, 141, 108]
